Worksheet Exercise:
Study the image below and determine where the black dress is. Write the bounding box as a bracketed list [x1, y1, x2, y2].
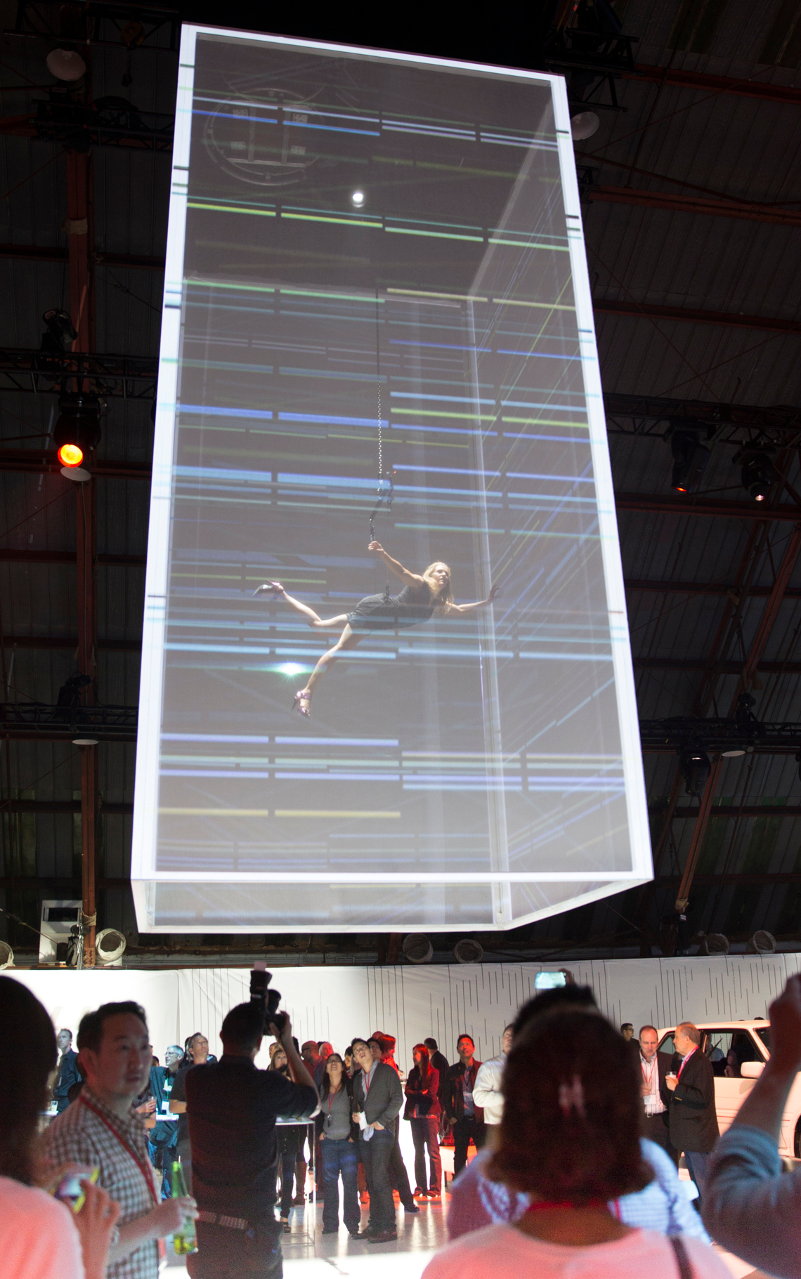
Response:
[347, 582, 436, 631]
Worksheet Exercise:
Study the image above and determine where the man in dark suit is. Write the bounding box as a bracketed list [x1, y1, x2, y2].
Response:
[638, 1024, 677, 1164]
[351, 1037, 404, 1242]
[660, 1021, 719, 1204]
[443, 1034, 485, 1177]
[52, 1027, 81, 1112]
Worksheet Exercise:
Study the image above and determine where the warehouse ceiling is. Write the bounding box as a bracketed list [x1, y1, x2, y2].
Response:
[2, 0, 801, 967]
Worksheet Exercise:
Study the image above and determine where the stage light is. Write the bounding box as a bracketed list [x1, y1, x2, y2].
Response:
[699, 932, 729, 955]
[275, 662, 306, 677]
[95, 927, 127, 965]
[740, 450, 773, 502]
[41, 308, 77, 354]
[351, 189, 365, 207]
[53, 392, 103, 480]
[748, 930, 776, 954]
[46, 48, 86, 81]
[680, 745, 711, 796]
[669, 426, 710, 493]
[453, 938, 484, 964]
[401, 935, 433, 963]
[58, 441, 84, 468]
[570, 111, 600, 140]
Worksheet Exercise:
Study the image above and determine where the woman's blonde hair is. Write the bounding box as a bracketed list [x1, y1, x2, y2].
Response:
[423, 562, 453, 605]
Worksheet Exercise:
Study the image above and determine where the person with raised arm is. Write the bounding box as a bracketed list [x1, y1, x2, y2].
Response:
[703, 973, 801, 1278]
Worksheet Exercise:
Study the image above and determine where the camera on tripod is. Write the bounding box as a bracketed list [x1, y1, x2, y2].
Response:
[249, 961, 287, 1034]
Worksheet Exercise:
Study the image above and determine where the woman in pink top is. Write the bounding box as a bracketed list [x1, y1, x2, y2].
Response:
[423, 1009, 729, 1279]
[0, 976, 119, 1279]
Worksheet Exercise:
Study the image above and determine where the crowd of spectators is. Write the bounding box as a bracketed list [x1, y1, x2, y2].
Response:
[5, 973, 801, 1277]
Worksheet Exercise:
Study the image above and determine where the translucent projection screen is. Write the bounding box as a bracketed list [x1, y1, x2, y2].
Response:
[131, 27, 652, 933]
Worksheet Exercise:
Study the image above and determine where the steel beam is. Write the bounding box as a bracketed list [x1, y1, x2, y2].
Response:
[0, 548, 145, 567]
[616, 493, 801, 521]
[674, 527, 801, 911]
[595, 297, 801, 334]
[589, 184, 801, 228]
[0, 243, 164, 270]
[631, 63, 801, 107]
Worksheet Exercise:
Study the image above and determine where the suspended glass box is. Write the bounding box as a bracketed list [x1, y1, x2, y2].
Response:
[132, 26, 652, 932]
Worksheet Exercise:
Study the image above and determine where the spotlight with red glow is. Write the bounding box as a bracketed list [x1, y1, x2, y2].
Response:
[57, 441, 85, 468]
[53, 393, 103, 480]
[668, 424, 710, 494]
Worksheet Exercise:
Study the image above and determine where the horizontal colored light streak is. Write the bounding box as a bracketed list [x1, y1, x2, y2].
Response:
[160, 768, 270, 778]
[191, 107, 379, 137]
[496, 348, 580, 361]
[278, 412, 387, 428]
[187, 200, 276, 217]
[385, 225, 484, 243]
[178, 403, 274, 420]
[281, 211, 381, 228]
[276, 772, 402, 781]
[162, 733, 274, 743]
[274, 810, 401, 819]
[390, 392, 496, 405]
[488, 236, 568, 250]
[275, 116, 381, 138]
[160, 808, 272, 816]
[193, 93, 381, 133]
[274, 737, 400, 746]
[389, 338, 491, 353]
[382, 120, 476, 141]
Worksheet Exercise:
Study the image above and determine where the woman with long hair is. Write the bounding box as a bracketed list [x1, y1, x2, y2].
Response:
[0, 975, 120, 1279]
[255, 540, 497, 717]
[404, 1043, 441, 1199]
[268, 1045, 304, 1231]
[318, 1053, 360, 1237]
[422, 1008, 730, 1279]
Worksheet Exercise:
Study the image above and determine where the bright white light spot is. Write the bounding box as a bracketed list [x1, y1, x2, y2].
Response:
[351, 189, 365, 207]
[275, 662, 306, 677]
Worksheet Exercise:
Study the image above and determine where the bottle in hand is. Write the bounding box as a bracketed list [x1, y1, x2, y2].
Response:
[171, 1159, 197, 1255]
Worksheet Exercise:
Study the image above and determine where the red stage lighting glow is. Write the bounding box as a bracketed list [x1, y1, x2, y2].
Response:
[58, 442, 85, 468]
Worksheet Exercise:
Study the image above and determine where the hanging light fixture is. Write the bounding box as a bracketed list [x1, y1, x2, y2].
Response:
[53, 392, 104, 481]
[570, 111, 600, 140]
[668, 425, 711, 494]
[739, 449, 774, 502]
[401, 935, 433, 964]
[46, 48, 87, 81]
[680, 745, 711, 796]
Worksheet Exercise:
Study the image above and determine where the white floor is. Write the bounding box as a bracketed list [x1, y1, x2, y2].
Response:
[164, 1137, 768, 1277]
[165, 1190, 765, 1278]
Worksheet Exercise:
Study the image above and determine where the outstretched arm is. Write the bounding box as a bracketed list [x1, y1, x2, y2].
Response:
[702, 975, 801, 1274]
[368, 541, 424, 587]
[443, 586, 498, 617]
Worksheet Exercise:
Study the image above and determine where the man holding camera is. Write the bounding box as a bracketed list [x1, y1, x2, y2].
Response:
[185, 1002, 318, 1279]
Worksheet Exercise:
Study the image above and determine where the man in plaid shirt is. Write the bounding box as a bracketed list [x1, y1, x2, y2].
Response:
[46, 1000, 196, 1279]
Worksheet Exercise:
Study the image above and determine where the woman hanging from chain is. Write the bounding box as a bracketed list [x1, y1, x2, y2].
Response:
[254, 541, 497, 717]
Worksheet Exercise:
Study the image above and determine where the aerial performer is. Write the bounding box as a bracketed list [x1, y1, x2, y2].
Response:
[254, 540, 497, 717]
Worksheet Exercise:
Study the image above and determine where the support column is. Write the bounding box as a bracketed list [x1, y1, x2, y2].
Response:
[66, 116, 98, 965]
[76, 480, 98, 965]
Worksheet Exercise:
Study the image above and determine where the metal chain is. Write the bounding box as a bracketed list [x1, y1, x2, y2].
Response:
[377, 379, 383, 478]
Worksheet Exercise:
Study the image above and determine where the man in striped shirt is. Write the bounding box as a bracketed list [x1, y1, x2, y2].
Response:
[46, 1001, 196, 1279]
